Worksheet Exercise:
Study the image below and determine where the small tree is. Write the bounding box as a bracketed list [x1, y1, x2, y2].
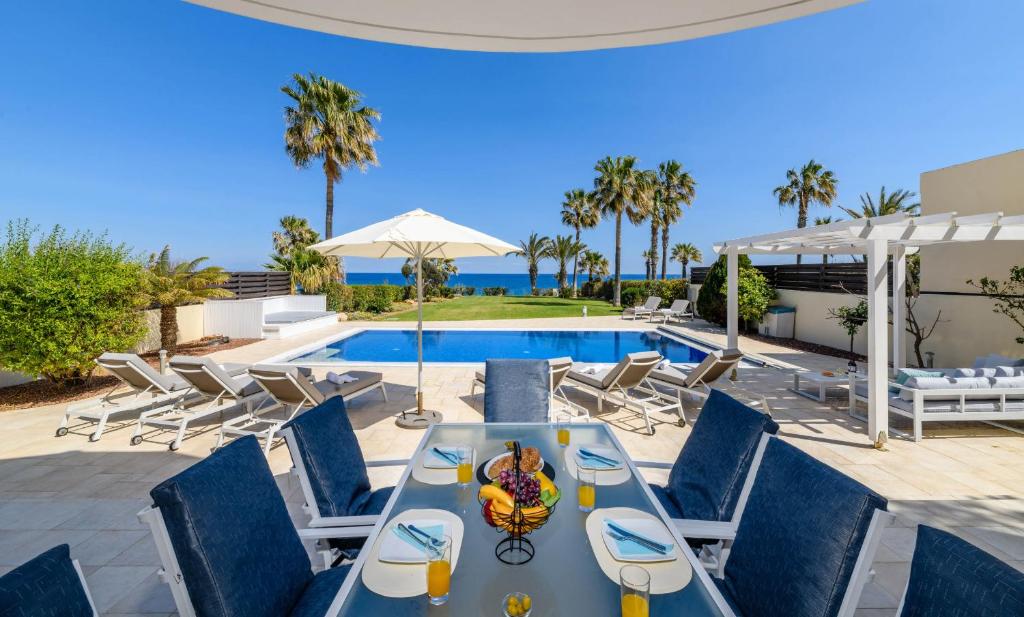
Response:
[401, 258, 458, 296]
[969, 265, 1024, 345]
[0, 221, 148, 385]
[828, 300, 868, 355]
[736, 268, 775, 329]
[143, 247, 232, 353]
[696, 254, 775, 329]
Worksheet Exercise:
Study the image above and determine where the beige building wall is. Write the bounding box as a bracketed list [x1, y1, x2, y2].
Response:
[135, 304, 206, 353]
[916, 150, 1024, 366]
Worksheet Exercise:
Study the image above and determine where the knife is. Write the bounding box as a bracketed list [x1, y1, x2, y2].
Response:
[578, 448, 619, 465]
[606, 521, 670, 554]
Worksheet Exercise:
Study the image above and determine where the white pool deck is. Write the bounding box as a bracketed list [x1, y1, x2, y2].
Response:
[1, 316, 1022, 616]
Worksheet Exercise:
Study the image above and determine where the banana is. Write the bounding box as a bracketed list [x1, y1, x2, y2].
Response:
[478, 484, 514, 508]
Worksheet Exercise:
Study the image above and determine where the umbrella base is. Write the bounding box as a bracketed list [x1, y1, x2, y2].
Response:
[396, 410, 443, 429]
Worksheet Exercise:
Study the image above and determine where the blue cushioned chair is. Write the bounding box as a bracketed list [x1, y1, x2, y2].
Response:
[897, 525, 1024, 616]
[483, 359, 551, 422]
[0, 544, 97, 616]
[139, 435, 353, 617]
[280, 396, 407, 566]
[707, 438, 891, 617]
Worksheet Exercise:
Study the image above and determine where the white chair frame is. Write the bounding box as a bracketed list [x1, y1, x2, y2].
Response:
[130, 363, 266, 451]
[651, 299, 694, 324]
[217, 371, 388, 455]
[622, 296, 662, 321]
[280, 425, 410, 569]
[566, 355, 682, 434]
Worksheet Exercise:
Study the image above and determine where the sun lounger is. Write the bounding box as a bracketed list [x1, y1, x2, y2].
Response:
[651, 299, 693, 323]
[621, 296, 661, 320]
[57, 352, 199, 442]
[216, 365, 386, 454]
[472, 356, 585, 420]
[130, 355, 265, 451]
[565, 351, 681, 434]
[647, 348, 743, 413]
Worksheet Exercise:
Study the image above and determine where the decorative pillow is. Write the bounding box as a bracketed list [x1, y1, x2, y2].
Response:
[896, 369, 945, 385]
[994, 365, 1022, 377]
[899, 376, 995, 401]
[956, 367, 997, 378]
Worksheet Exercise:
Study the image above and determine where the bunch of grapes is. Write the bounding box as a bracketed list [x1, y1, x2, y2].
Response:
[498, 470, 541, 507]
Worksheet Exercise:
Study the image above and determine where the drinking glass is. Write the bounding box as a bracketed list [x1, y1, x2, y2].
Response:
[577, 467, 596, 512]
[556, 412, 571, 447]
[426, 535, 452, 606]
[456, 446, 473, 487]
[620, 565, 650, 617]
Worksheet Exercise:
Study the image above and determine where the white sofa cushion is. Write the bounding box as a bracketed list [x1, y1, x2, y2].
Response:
[990, 376, 1024, 399]
[955, 367, 998, 378]
[900, 376, 991, 401]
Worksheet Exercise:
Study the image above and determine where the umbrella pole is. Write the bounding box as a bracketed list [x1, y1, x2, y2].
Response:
[417, 252, 424, 414]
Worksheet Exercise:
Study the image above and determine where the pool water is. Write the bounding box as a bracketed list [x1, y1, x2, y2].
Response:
[288, 329, 711, 364]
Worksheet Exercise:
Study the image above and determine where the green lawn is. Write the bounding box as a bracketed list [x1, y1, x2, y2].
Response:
[386, 295, 622, 321]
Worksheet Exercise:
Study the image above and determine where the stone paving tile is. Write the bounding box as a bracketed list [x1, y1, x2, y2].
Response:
[84, 566, 160, 614]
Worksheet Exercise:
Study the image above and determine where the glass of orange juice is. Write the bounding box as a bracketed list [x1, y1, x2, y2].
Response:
[556, 412, 571, 447]
[456, 447, 473, 487]
[577, 467, 596, 512]
[426, 535, 452, 606]
[620, 565, 650, 617]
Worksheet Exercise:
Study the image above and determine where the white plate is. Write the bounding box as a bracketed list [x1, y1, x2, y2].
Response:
[601, 518, 677, 563]
[483, 450, 545, 479]
[362, 509, 465, 598]
[423, 445, 465, 469]
[574, 446, 624, 470]
[378, 519, 450, 563]
[585, 508, 690, 594]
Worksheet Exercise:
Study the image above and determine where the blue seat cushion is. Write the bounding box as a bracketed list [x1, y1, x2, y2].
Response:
[328, 487, 397, 557]
[649, 483, 685, 518]
[289, 565, 352, 617]
[150, 436, 313, 617]
[282, 396, 373, 518]
[666, 389, 779, 523]
[0, 544, 93, 617]
[718, 438, 887, 617]
[484, 359, 550, 422]
[900, 525, 1024, 616]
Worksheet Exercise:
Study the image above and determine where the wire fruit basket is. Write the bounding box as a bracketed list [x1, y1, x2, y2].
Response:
[479, 442, 555, 565]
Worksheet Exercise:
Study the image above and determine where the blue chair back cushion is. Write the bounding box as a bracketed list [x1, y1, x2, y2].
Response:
[900, 525, 1024, 616]
[666, 389, 779, 521]
[149, 436, 312, 617]
[720, 438, 887, 617]
[282, 396, 374, 518]
[484, 359, 550, 423]
[0, 544, 93, 617]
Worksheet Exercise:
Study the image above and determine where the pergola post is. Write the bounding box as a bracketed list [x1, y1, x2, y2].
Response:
[892, 246, 907, 370]
[866, 238, 889, 442]
[726, 246, 739, 350]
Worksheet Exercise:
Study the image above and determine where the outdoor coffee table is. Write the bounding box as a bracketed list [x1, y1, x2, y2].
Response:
[791, 371, 849, 402]
[326, 422, 729, 616]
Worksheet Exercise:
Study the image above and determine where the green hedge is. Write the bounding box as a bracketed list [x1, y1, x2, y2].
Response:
[586, 279, 688, 307]
[483, 287, 507, 296]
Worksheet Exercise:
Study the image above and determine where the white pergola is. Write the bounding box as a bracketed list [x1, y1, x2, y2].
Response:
[714, 211, 1024, 442]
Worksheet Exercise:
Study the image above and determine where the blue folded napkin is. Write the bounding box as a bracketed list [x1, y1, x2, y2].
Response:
[428, 447, 458, 467]
[604, 520, 671, 557]
[576, 448, 620, 469]
[393, 523, 445, 551]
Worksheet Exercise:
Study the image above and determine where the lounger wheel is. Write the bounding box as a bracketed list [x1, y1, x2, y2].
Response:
[169, 442, 180, 451]
[55, 427, 68, 437]
[130, 435, 143, 446]
[88, 434, 100, 442]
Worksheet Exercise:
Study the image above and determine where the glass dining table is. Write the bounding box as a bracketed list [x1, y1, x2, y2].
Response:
[326, 422, 730, 616]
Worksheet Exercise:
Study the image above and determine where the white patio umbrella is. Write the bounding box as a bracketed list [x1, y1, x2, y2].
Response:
[310, 208, 519, 428]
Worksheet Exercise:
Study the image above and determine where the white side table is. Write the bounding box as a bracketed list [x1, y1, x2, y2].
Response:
[791, 372, 849, 402]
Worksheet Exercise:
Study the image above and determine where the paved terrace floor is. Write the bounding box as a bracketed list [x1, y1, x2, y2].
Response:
[1, 316, 1022, 616]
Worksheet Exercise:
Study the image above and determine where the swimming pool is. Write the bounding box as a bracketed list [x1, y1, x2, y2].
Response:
[286, 329, 713, 365]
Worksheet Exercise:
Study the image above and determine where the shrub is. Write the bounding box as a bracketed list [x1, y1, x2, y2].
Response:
[0, 221, 148, 385]
[483, 287, 507, 296]
[558, 286, 574, 299]
[620, 286, 645, 308]
[323, 281, 352, 313]
[451, 285, 476, 296]
[347, 284, 404, 313]
[696, 254, 775, 328]
[597, 279, 689, 306]
[580, 279, 608, 299]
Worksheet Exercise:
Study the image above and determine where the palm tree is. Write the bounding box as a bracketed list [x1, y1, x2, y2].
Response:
[281, 73, 381, 251]
[547, 235, 585, 290]
[773, 160, 838, 264]
[518, 233, 551, 295]
[593, 155, 648, 306]
[640, 170, 660, 280]
[579, 250, 609, 283]
[561, 189, 600, 295]
[272, 215, 320, 257]
[840, 187, 920, 219]
[144, 247, 232, 353]
[813, 216, 837, 264]
[656, 161, 696, 279]
[671, 242, 702, 280]
[642, 248, 657, 280]
[265, 216, 338, 294]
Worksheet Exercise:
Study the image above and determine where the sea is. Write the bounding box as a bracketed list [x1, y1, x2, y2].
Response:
[344, 272, 680, 296]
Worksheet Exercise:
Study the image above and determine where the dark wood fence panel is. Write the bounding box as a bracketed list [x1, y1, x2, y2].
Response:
[689, 262, 891, 295]
[215, 272, 291, 299]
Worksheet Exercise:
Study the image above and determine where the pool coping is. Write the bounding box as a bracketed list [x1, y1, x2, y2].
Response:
[257, 324, 767, 368]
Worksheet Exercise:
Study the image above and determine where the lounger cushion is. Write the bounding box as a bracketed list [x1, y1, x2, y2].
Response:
[99, 352, 190, 393]
[567, 367, 612, 389]
[0, 544, 93, 616]
[316, 371, 383, 399]
[289, 565, 353, 617]
[717, 438, 887, 617]
[484, 359, 550, 422]
[649, 366, 690, 388]
[898, 525, 1024, 616]
[150, 436, 312, 617]
[664, 389, 779, 524]
[282, 397, 373, 518]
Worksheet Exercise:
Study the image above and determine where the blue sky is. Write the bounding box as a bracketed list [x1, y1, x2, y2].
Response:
[1, 0, 1021, 274]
